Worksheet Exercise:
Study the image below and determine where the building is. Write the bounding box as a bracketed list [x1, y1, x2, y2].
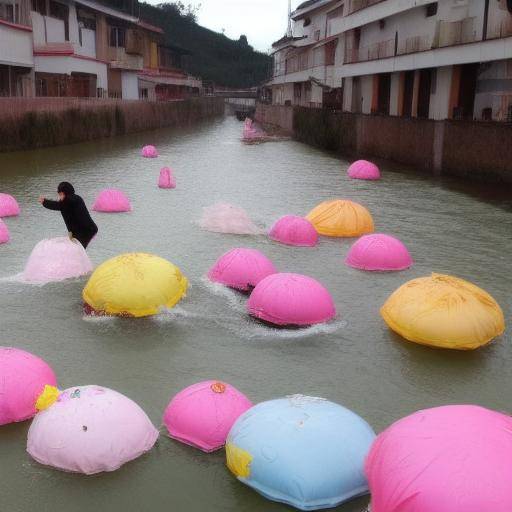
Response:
[0, 0, 34, 97]
[0, 0, 201, 99]
[268, 0, 512, 122]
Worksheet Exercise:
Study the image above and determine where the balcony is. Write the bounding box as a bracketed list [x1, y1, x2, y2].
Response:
[108, 47, 143, 70]
[344, 39, 394, 64]
[347, 0, 386, 16]
[397, 35, 432, 56]
[125, 28, 143, 55]
[435, 17, 477, 48]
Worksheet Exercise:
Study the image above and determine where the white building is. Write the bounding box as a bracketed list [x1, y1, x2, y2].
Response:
[268, 0, 512, 121]
[0, 0, 34, 96]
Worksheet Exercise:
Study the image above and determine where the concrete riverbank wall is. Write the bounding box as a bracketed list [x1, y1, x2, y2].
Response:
[256, 104, 512, 184]
[0, 97, 224, 153]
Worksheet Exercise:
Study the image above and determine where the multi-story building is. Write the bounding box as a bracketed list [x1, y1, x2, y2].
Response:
[0, 0, 201, 99]
[268, 0, 512, 122]
[0, 0, 34, 96]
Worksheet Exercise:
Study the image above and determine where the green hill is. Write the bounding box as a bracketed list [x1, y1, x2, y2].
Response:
[139, 2, 272, 88]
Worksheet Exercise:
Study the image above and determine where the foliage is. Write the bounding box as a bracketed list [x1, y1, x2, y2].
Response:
[139, 2, 272, 88]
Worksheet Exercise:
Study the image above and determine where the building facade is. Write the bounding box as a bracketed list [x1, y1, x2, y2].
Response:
[268, 0, 512, 122]
[0, 0, 202, 99]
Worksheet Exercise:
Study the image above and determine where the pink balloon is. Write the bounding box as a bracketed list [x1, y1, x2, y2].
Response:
[269, 215, 319, 247]
[208, 248, 277, 291]
[248, 273, 336, 326]
[141, 145, 158, 158]
[0, 219, 10, 244]
[345, 234, 413, 271]
[366, 405, 512, 512]
[163, 380, 252, 452]
[92, 189, 131, 212]
[347, 160, 381, 180]
[158, 167, 176, 189]
[0, 193, 20, 217]
[198, 203, 262, 235]
[0, 347, 57, 425]
[27, 385, 159, 475]
[22, 237, 93, 284]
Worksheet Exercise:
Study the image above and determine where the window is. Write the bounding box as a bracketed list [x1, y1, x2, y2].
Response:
[139, 88, 148, 100]
[426, 3, 438, 17]
[109, 26, 126, 48]
[36, 77, 48, 97]
[77, 10, 96, 30]
[303, 17, 311, 27]
[314, 29, 320, 41]
[31, 0, 46, 15]
[49, 1, 69, 40]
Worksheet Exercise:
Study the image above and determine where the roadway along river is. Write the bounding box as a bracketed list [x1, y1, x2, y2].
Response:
[0, 115, 511, 512]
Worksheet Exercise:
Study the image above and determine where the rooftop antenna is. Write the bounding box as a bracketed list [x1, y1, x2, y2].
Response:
[286, 0, 293, 37]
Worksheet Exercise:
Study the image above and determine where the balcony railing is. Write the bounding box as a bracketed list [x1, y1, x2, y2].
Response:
[344, 39, 394, 64]
[397, 35, 432, 56]
[487, 16, 512, 40]
[436, 17, 477, 48]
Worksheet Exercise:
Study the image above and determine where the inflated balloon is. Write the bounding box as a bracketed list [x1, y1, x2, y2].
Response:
[248, 273, 336, 326]
[198, 203, 262, 235]
[347, 160, 381, 180]
[163, 380, 252, 452]
[269, 215, 318, 247]
[226, 395, 376, 511]
[208, 248, 277, 291]
[0, 347, 57, 426]
[83, 253, 188, 317]
[22, 237, 93, 284]
[366, 405, 512, 512]
[159, 167, 176, 189]
[0, 193, 20, 217]
[142, 145, 158, 158]
[27, 385, 159, 474]
[345, 234, 413, 271]
[0, 219, 9, 244]
[306, 200, 374, 237]
[381, 273, 505, 350]
[92, 189, 131, 213]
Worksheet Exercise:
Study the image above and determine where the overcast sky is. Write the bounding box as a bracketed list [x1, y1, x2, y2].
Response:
[147, 0, 303, 53]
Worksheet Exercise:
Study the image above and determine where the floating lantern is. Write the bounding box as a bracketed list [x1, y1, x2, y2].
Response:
[347, 160, 381, 180]
[366, 405, 512, 512]
[247, 273, 336, 326]
[0, 219, 10, 244]
[198, 203, 262, 235]
[163, 380, 252, 452]
[22, 237, 93, 284]
[92, 189, 131, 213]
[306, 199, 374, 237]
[207, 248, 277, 291]
[226, 395, 376, 511]
[381, 273, 505, 350]
[0, 347, 57, 426]
[141, 145, 158, 158]
[27, 385, 159, 474]
[83, 253, 188, 318]
[158, 167, 176, 189]
[345, 234, 413, 271]
[269, 215, 318, 247]
[0, 193, 20, 217]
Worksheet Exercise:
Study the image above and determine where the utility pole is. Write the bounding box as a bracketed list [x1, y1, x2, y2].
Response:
[286, 0, 292, 37]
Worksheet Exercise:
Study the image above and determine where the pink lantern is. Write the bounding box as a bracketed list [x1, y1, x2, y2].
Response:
[22, 237, 93, 284]
[198, 203, 262, 235]
[0, 219, 10, 244]
[366, 405, 512, 512]
[158, 167, 176, 189]
[92, 189, 131, 212]
[27, 385, 159, 474]
[0, 347, 57, 425]
[163, 380, 252, 452]
[141, 145, 158, 158]
[347, 160, 381, 180]
[208, 248, 277, 291]
[269, 215, 318, 247]
[345, 234, 413, 271]
[248, 273, 336, 326]
[0, 193, 20, 217]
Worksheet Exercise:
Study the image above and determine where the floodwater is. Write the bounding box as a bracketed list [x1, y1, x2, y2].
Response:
[0, 115, 511, 512]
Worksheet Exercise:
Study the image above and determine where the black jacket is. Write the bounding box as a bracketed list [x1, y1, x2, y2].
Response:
[43, 194, 98, 239]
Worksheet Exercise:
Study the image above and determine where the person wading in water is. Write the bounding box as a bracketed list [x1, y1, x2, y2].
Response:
[39, 182, 98, 249]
